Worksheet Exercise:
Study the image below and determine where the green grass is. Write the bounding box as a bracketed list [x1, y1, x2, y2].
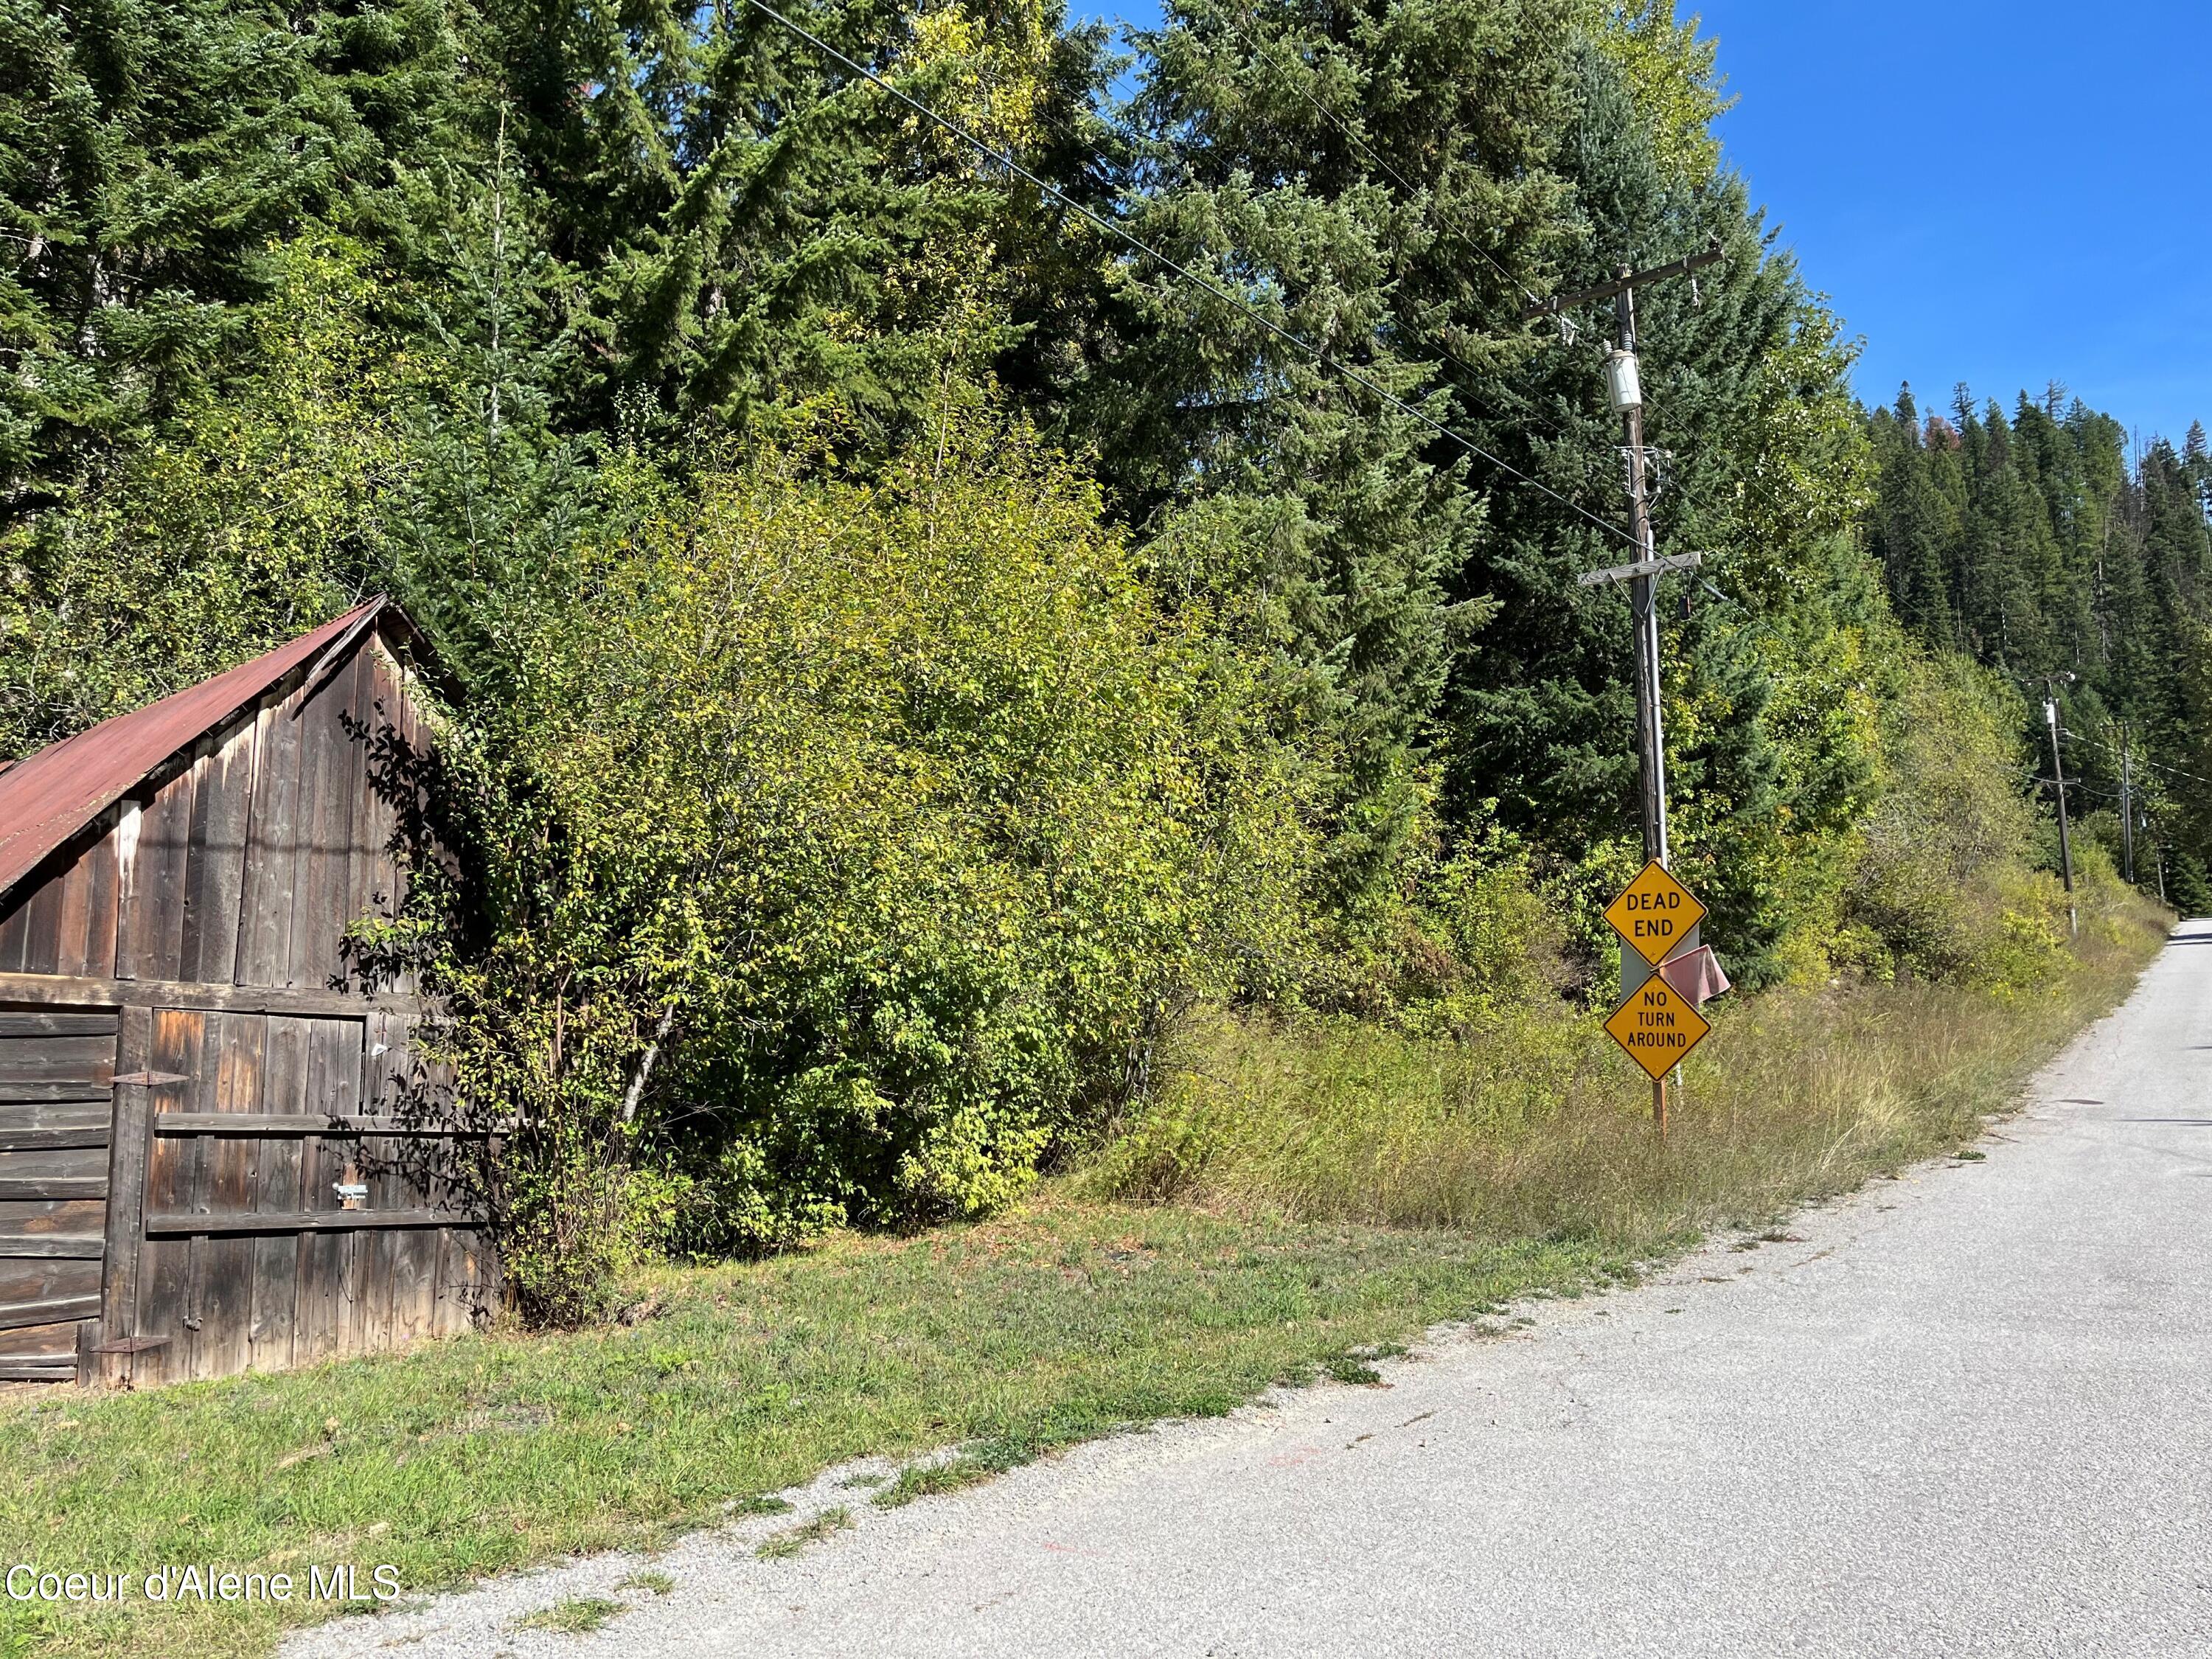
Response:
[616, 1571, 673, 1596]
[512, 1596, 627, 1635]
[754, 1507, 852, 1560]
[0, 891, 2168, 1659]
[872, 1437, 1034, 1510]
[0, 1208, 1625, 1659]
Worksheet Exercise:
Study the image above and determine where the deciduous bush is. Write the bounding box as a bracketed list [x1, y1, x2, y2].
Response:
[404, 406, 1319, 1313]
[1837, 650, 2059, 986]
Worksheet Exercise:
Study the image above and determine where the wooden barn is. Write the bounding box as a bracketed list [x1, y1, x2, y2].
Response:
[0, 599, 490, 1387]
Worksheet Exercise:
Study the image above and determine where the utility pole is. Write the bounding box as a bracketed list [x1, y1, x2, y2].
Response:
[2041, 675, 2078, 938]
[1528, 241, 1725, 1135]
[2119, 725, 2135, 886]
[1617, 283, 1668, 872]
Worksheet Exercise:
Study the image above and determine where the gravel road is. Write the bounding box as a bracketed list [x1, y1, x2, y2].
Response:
[299, 919, 2212, 1659]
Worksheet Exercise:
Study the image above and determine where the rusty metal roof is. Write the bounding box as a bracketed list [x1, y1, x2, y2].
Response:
[0, 599, 396, 900]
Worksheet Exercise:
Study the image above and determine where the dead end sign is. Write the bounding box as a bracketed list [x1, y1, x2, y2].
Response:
[1604, 860, 1708, 967]
[1603, 977, 1712, 1080]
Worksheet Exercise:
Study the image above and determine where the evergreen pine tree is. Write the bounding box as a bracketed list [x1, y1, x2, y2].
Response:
[0, 0, 465, 515]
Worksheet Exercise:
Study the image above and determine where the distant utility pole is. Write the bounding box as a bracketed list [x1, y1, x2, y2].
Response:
[2040, 675, 2078, 938]
[1527, 240, 1725, 1133]
[2119, 725, 2135, 886]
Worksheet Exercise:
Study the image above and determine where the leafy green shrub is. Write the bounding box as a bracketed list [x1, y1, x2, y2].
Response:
[1839, 650, 2056, 985]
[403, 405, 1318, 1310]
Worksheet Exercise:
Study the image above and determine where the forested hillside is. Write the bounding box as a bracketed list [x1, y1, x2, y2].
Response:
[1868, 388, 2212, 908]
[1, 0, 2199, 1310]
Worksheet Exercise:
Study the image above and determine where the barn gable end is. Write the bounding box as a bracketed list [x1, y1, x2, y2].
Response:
[0, 602, 488, 1386]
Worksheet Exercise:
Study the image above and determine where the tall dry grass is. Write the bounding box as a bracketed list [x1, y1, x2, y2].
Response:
[1085, 883, 2171, 1250]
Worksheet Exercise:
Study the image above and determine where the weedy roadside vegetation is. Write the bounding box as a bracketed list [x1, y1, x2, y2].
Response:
[1089, 885, 2164, 1236]
[754, 1508, 853, 1560]
[512, 1596, 628, 1635]
[0, 878, 2166, 1659]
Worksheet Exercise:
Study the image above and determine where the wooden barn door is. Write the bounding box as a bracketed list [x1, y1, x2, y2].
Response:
[112, 1004, 473, 1385]
[0, 1010, 119, 1380]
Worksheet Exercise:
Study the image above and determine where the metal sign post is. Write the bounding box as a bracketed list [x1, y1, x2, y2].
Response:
[1526, 245, 1726, 1134]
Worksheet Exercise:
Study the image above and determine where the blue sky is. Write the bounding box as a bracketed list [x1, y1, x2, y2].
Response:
[1085, 1, 2210, 444]
[1694, 0, 2208, 445]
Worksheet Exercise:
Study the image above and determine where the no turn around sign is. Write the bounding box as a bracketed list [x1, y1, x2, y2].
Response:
[1603, 975, 1711, 1080]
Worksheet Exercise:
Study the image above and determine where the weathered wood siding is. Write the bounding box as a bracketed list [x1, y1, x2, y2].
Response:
[0, 1012, 117, 1380]
[0, 628, 487, 1385]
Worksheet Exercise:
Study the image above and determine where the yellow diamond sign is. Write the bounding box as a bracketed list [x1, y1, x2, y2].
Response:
[1604, 975, 1711, 1081]
[1604, 860, 1707, 967]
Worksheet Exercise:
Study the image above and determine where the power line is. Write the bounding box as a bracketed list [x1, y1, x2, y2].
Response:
[2040, 777, 2121, 802]
[741, 0, 1636, 548]
[2062, 726, 2212, 787]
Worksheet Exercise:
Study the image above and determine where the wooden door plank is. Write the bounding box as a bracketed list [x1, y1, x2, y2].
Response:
[247, 1015, 312, 1373]
[132, 1009, 204, 1386]
[293, 1018, 359, 1364]
[338, 1012, 385, 1358]
[364, 1009, 410, 1351]
[194, 1012, 264, 1378]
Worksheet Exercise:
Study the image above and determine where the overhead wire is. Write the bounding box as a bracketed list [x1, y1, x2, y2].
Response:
[2060, 725, 2212, 788]
[740, 0, 1638, 547]
[2041, 777, 2122, 803]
